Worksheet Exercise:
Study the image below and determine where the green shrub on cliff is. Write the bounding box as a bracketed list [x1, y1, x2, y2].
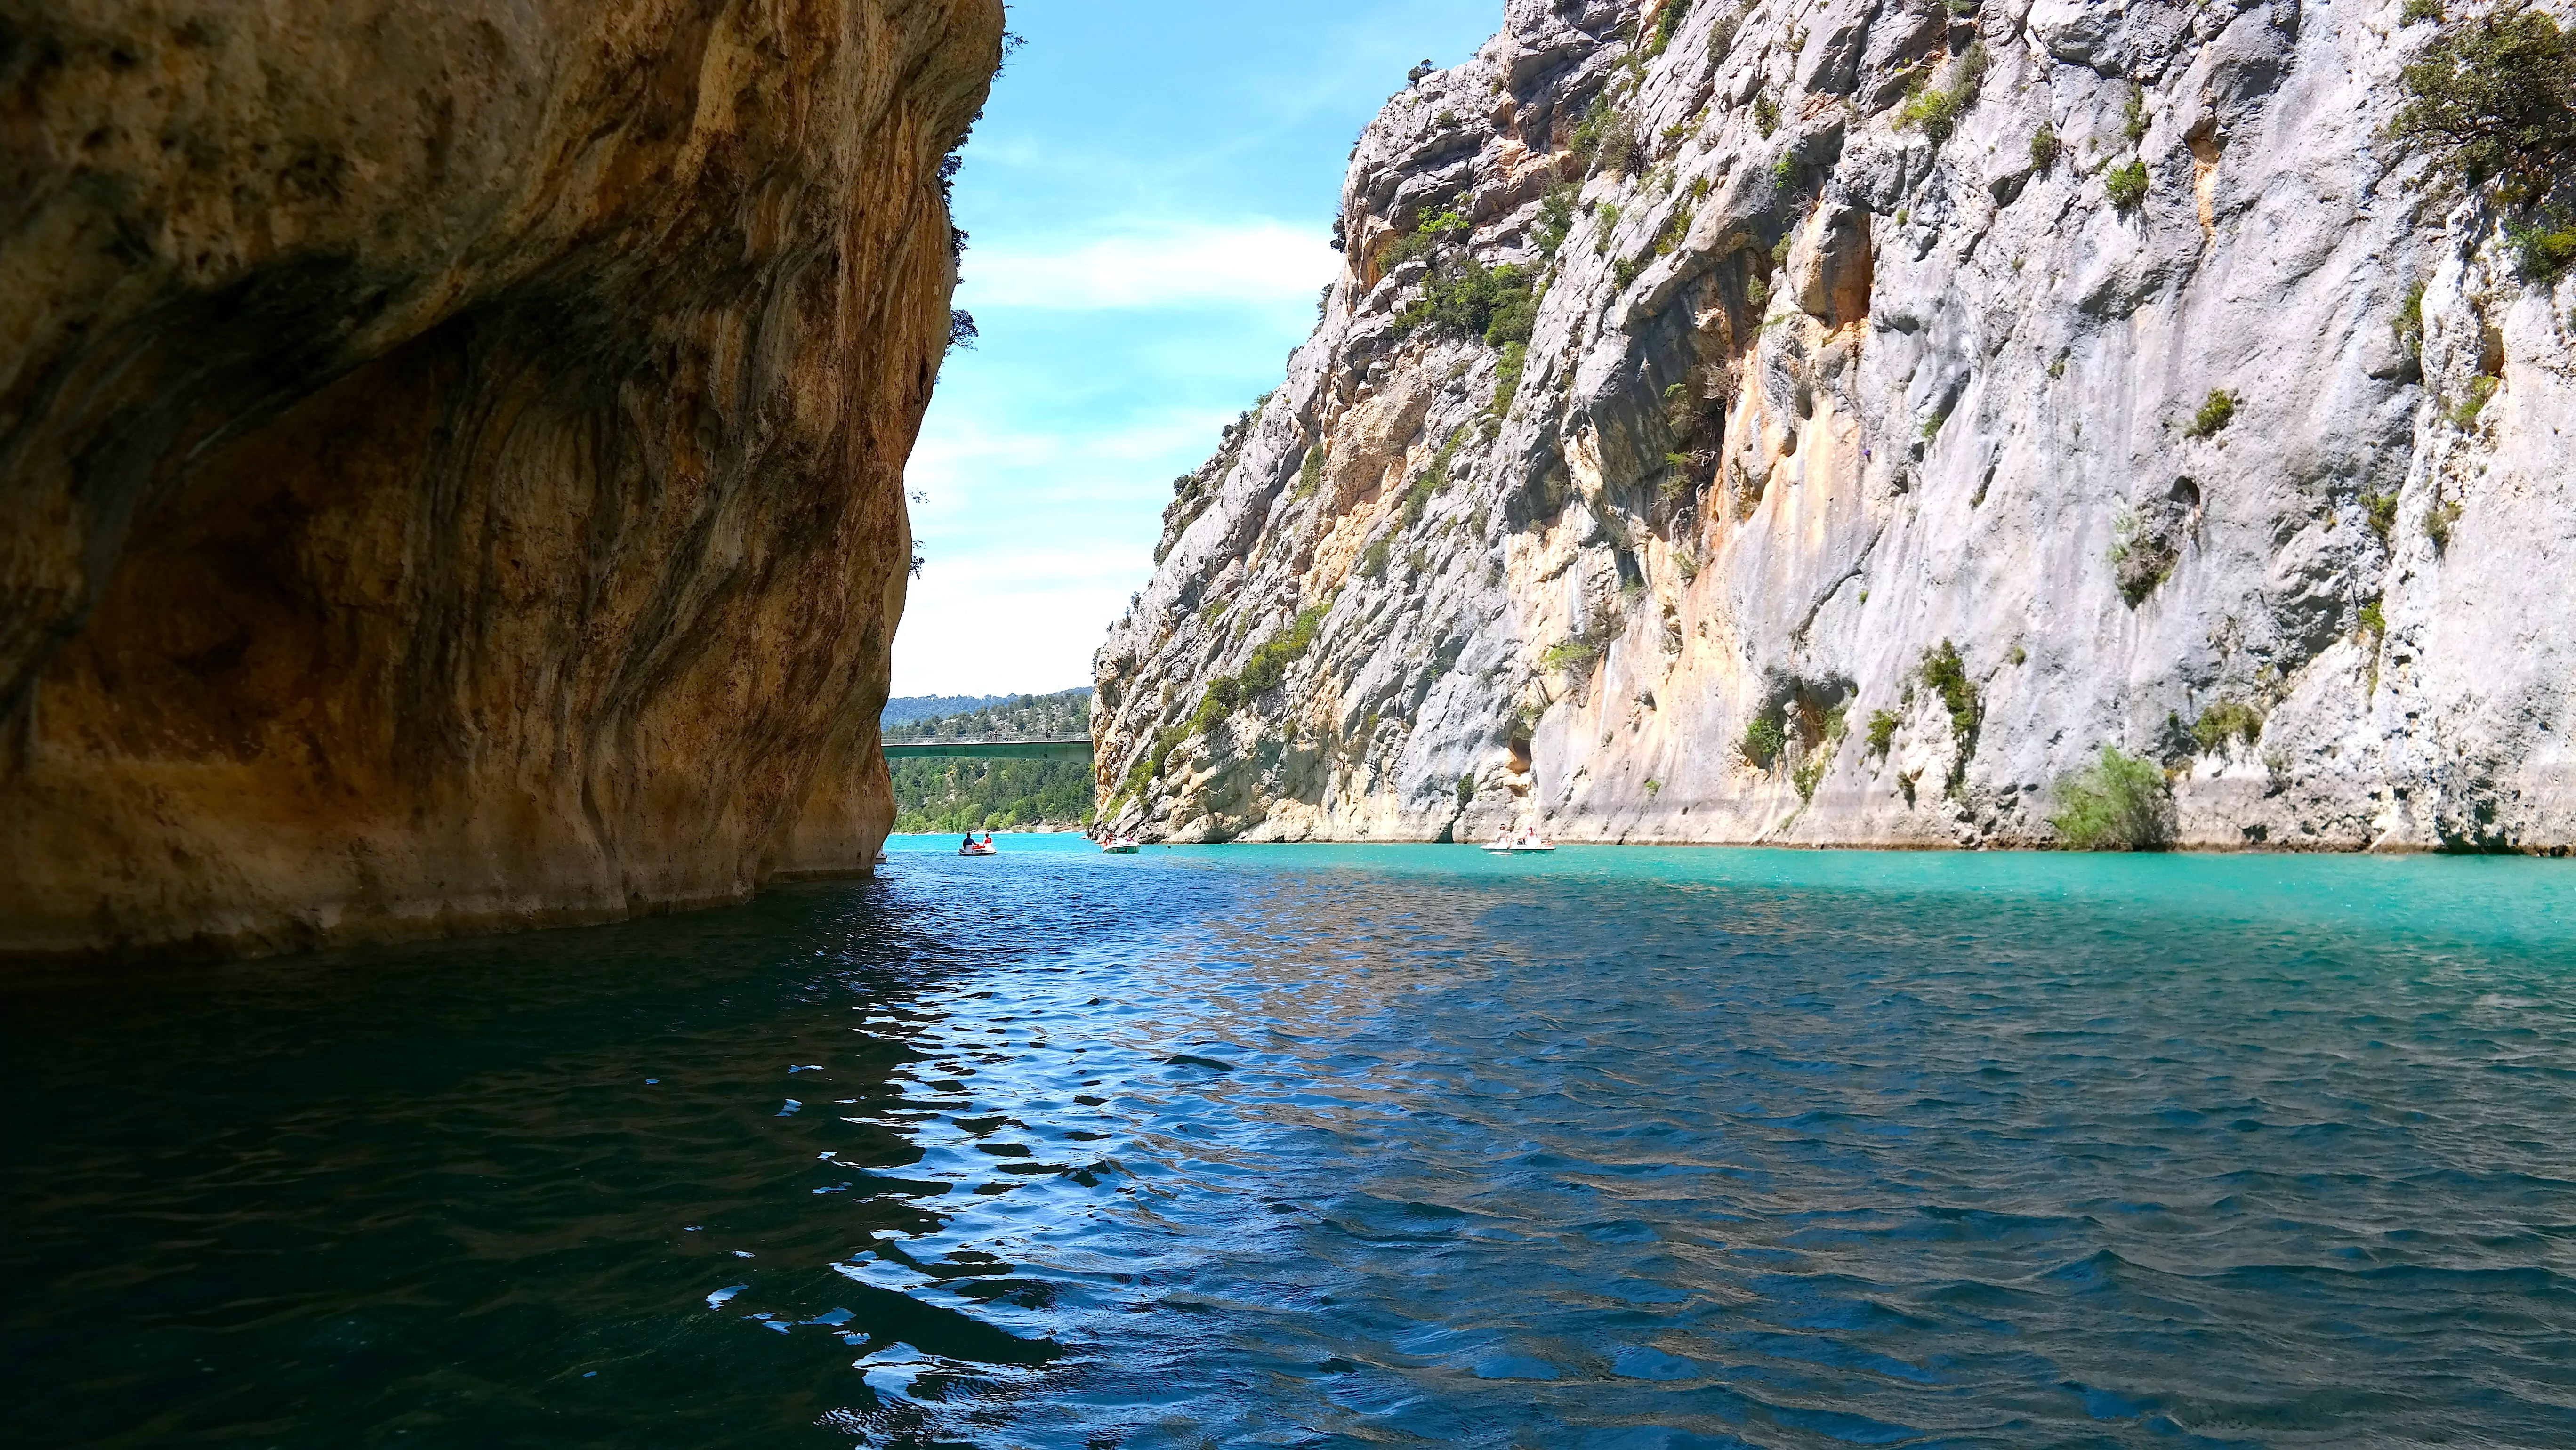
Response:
[2390, 4, 2576, 194]
[1383, 209, 1469, 273]
[1358, 535, 1393, 580]
[2192, 701, 2265, 755]
[2105, 160, 2150, 210]
[1237, 605, 1328, 697]
[2395, 279, 2428, 359]
[1534, 184, 1578, 258]
[1401, 431, 1465, 527]
[1740, 714, 1787, 769]
[1575, 96, 1644, 175]
[1919, 641, 1980, 746]
[2184, 389, 2239, 439]
[1189, 676, 1241, 736]
[1539, 638, 1601, 673]
[1651, 0, 1693, 55]
[1396, 260, 1539, 348]
[1708, 4, 1745, 62]
[1490, 341, 1529, 415]
[1865, 708, 1900, 758]
[2509, 214, 2576, 277]
[1295, 444, 1324, 499]
[1896, 44, 1988, 143]
[2449, 371, 2499, 427]
[2364, 490, 2400, 541]
[2049, 745, 2174, 850]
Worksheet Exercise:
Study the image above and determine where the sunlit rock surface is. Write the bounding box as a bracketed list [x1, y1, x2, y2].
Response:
[0, 0, 1002, 961]
[1096, 0, 2576, 851]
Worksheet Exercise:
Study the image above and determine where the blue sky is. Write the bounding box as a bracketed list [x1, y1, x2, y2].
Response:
[894, 0, 1504, 697]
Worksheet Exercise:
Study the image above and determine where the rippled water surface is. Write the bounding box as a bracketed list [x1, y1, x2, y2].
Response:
[8, 840, 2576, 1449]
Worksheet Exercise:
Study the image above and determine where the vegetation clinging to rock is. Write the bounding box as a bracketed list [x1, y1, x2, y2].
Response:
[1397, 260, 1540, 348]
[2029, 124, 2061, 169]
[1896, 43, 1989, 143]
[2049, 746, 2174, 850]
[2192, 701, 2266, 756]
[1237, 604, 1329, 697]
[1650, 0, 1693, 55]
[1575, 94, 1644, 174]
[2105, 160, 2150, 210]
[1741, 714, 1787, 769]
[1865, 709, 1900, 758]
[2390, 3, 2576, 196]
[2184, 389, 2240, 439]
[1539, 638, 1602, 674]
[1919, 642, 1980, 748]
[1533, 184, 1578, 258]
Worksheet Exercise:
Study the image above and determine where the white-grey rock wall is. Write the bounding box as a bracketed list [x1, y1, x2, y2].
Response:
[1095, 0, 2576, 851]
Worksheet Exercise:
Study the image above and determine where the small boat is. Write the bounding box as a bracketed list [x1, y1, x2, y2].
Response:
[959, 841, 998, 857]
[1100, 838, 1141, 854]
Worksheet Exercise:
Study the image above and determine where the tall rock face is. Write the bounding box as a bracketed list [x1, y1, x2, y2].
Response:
[0, 0, 1002, 962]
[1097, 0, 2576, 851]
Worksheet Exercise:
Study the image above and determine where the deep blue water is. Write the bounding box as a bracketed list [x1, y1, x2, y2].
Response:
[7, 839, 2576, 1448]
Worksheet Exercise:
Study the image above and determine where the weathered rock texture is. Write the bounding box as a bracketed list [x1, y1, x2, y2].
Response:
[1098, 0, 2576, 852]
[0, 0, 1001, 961]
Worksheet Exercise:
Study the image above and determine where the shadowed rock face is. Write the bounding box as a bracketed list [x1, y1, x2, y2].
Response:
[1097, 0, 2576, 853]
[0, 0, 1003, 962]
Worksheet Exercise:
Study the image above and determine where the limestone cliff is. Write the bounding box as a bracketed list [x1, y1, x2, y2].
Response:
[0, 0, 1002, 961]
[1097, 0, 2576, 851]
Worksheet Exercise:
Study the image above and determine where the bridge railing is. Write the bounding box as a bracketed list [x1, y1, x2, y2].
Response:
[881, 738, 1094, 761]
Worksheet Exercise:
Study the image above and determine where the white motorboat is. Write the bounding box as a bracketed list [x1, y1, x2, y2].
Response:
[1101, 838, 1141, 854]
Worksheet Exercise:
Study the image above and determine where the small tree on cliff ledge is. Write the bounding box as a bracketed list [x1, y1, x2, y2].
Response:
[2391, 4, 2576, 198]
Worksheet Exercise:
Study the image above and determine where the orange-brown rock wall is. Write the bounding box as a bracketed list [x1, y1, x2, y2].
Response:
[0, 0, 1001, 962]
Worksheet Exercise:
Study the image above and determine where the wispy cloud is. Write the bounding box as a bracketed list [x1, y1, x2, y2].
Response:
[907, 410, 1232, 484]
[887, 0, 1498, 697]
[892, 570, 1130, 697]
[963, 221, 1339, 311]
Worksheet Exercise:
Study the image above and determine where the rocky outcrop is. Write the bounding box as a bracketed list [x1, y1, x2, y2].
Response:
[1097, 0, 2576, 852]
[0, 0, 1002, 961]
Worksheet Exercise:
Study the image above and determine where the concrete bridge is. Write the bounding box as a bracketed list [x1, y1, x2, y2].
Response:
[881, 738, 1094, 761]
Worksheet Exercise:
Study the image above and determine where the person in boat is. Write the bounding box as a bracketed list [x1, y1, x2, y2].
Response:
[961, 833, 976, 852]
[982, 832, 995, 849]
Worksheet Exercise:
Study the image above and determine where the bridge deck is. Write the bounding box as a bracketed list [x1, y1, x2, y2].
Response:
[882, 738, 1094, 761]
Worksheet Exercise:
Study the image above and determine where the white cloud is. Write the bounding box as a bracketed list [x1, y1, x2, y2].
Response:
[962, 220, 1340, 311]
[892, 567, 1132, 697]
[906, 410, 1229, 485]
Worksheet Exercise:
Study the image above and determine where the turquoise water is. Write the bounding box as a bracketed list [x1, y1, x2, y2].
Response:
[7, 843, 2576, 1447]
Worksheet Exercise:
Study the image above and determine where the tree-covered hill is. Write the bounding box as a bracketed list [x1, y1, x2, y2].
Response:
[885, 688, 1094, 832]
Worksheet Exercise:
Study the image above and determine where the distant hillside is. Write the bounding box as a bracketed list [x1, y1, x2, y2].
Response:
[884, 689, 1091, 741]
[886, 688, 1095, 832]
[882, 694, 1013, 727]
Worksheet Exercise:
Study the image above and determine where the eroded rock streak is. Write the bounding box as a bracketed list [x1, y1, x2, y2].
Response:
[0, 0, 1002, 960]
[1098, 0, 2576, 852]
